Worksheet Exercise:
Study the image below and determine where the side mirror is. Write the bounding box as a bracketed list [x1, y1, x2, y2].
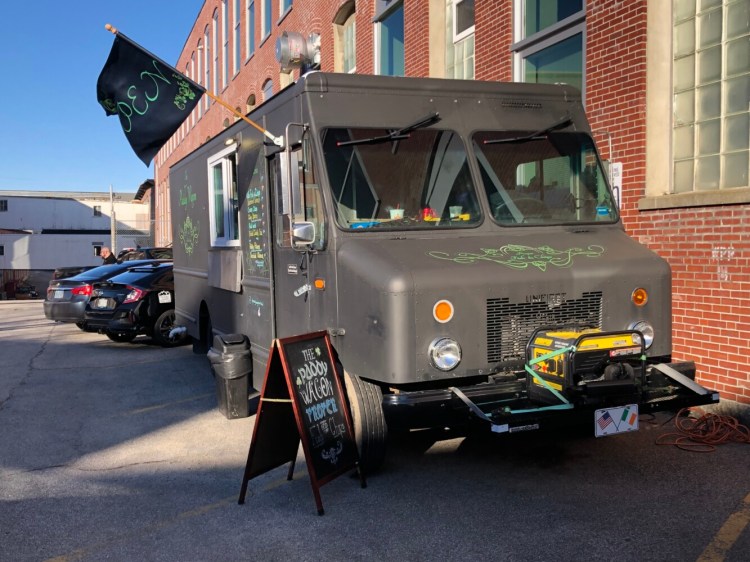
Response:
[292, 221, 316, 247]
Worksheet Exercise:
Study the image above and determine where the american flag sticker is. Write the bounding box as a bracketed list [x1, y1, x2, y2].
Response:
[597, 411, 614, 431]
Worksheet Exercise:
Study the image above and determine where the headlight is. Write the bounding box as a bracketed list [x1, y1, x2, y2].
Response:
[629, 321, 654, 349]
[428, 337, 462, 371]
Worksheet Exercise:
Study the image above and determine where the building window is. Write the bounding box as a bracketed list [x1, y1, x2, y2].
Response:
[453, 0, 474, 42]
[512, 0, 585, 93]
[204, 27, 211, 109]
[233, 0, 241, 75]
[207, 145, 240, 246]
[246, 0, 256, 58]
[673, 0, 749, 192]
[197, 40, 204, 116]
[222, 0, 229, 89]
[213, 10, 220, 94]
[333, 1, 356, 73]
[262, 0, 272, 39]
[262, 79, 274, 101]
[0, 245, 4, 256]
[93, 205, 102, 217]
[280, 0, 293, 17]
[446, 0, 474, 79]
[0, 199, 7, 212]
[376, 1, 404, 76]
[190, 54, 196, 126]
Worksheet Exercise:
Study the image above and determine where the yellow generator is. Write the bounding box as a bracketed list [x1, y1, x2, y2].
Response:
[526, 328, 645, 405]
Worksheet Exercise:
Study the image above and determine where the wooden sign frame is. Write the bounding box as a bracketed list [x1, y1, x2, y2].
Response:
[238, 331, 365, 514]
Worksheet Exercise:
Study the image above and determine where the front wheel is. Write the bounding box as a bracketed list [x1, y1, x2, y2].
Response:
[344, 371, 387, 474]
[152, 309, 187, 347]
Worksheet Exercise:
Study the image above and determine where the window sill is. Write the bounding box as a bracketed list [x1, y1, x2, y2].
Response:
[277, 6, 292, 26]
[638, 187, 750, 211]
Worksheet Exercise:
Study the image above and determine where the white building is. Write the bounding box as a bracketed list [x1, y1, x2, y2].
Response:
[0, 186, 153, 290]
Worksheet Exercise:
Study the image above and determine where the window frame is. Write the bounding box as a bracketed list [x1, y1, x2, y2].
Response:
[207, 144, 241, 247]
[642, 0, 750, 210]
[374, 1, 405, 77]
[261, 0, 272, 40]
[245, 0, 256, 59]
[333, 1, 357, 73]
[213, 9, 220, 94]
[233, 0, 241, 76]
[511, 1, 586, 96]
[280, 0, 293, 19]
[452, 0, 475, 43]
[222, 0, 229, 89]
[203, 27, 211, 110]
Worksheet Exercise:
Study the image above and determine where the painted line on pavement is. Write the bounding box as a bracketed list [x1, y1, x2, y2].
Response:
[697, 491, 750, 562]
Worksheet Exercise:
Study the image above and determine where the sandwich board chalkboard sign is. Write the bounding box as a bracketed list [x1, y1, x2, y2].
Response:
[238, 331, 365, 515]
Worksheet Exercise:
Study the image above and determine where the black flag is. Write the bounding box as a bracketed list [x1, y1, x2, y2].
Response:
[96, 32, 205, 166]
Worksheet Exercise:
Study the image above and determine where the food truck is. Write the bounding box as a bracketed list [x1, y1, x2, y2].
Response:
[170, 72, 718, 470]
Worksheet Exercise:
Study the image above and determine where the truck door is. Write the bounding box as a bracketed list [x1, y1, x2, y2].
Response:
[271, 134, 336, 338]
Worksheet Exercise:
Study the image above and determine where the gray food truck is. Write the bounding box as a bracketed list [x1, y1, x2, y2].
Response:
[170, 72, 718, 470]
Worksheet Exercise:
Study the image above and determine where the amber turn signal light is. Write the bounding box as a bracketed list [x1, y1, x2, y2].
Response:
[631, 288, 648, 306]
[433, 300, 455, 323]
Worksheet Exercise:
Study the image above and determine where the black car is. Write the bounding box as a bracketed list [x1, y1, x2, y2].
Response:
[83, 262, 185, 347]
[118, 247, 173, 262]
[44, 260, 170, 328]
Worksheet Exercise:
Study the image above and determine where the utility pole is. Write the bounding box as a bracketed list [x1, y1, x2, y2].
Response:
[110, 184, 117, 252]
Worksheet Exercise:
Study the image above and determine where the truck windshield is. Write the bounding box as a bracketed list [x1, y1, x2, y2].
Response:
[472, 131, 618, 225]
[322, 127, 482, 230]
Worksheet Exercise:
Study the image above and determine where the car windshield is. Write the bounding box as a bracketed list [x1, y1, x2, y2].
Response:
[472, 131, 617, 225]
[321, 127, 482, 230]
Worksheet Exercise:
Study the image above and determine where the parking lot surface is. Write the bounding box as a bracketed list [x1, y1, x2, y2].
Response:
[1, 300, 749, 562]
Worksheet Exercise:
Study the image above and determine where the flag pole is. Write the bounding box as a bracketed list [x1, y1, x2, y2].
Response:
[104, 24, 283, 147]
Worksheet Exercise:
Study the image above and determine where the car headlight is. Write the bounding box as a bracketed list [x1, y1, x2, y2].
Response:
[628, 321, 654, 349]
[428, 337, 462, 371]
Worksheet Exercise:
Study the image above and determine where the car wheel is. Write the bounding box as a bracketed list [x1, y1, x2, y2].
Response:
[344, 371, 388, 475]
[75, 321, 87, 331]
[107, 332, 136, 343]
[152, 309, 187, 347]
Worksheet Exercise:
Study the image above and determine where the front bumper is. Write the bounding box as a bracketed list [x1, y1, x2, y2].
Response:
[382, 362, 720, 431]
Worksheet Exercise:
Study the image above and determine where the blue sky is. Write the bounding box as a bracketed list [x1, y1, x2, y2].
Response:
[0, 1, 204, 193]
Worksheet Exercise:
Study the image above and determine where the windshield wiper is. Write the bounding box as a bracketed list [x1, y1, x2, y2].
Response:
[483, 114, 573, 145]
[336, 112, 441, 147]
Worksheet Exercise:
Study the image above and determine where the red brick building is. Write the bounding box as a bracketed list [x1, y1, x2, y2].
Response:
[155, 0, 749, 406]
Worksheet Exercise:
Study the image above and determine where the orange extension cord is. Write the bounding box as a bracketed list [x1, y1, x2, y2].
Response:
[656, 407, 750, 452]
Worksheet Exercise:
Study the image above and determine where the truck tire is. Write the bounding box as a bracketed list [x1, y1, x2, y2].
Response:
[344, 371, 387, 474]
[152, 309, 187, 347]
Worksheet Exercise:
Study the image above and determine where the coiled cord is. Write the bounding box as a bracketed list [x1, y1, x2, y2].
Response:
[656, 407, 750, 452]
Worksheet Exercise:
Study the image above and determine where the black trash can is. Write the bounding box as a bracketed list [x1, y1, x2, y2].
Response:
[207, 334, 252, 419]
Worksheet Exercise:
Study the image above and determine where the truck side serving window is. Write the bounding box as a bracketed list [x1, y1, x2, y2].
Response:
[321, 127, 482, 230]
[273, 137, 326, 250]
[472, 131, 617, 226]
[207, 144, 241, 246]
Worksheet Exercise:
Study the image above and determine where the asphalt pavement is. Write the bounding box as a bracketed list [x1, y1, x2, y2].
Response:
[1, 300, 749, 562]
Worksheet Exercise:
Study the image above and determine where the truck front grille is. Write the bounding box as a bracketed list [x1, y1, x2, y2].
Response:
[487, 291, 603, 363]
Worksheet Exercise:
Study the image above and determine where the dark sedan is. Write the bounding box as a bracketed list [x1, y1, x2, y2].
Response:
[118, 247, 173, 262]
[83, 262, 185, 347]
[44, 260, 169, 328]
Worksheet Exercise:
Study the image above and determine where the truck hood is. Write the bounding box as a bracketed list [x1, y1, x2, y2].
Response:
[334, 226, 671, 385]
